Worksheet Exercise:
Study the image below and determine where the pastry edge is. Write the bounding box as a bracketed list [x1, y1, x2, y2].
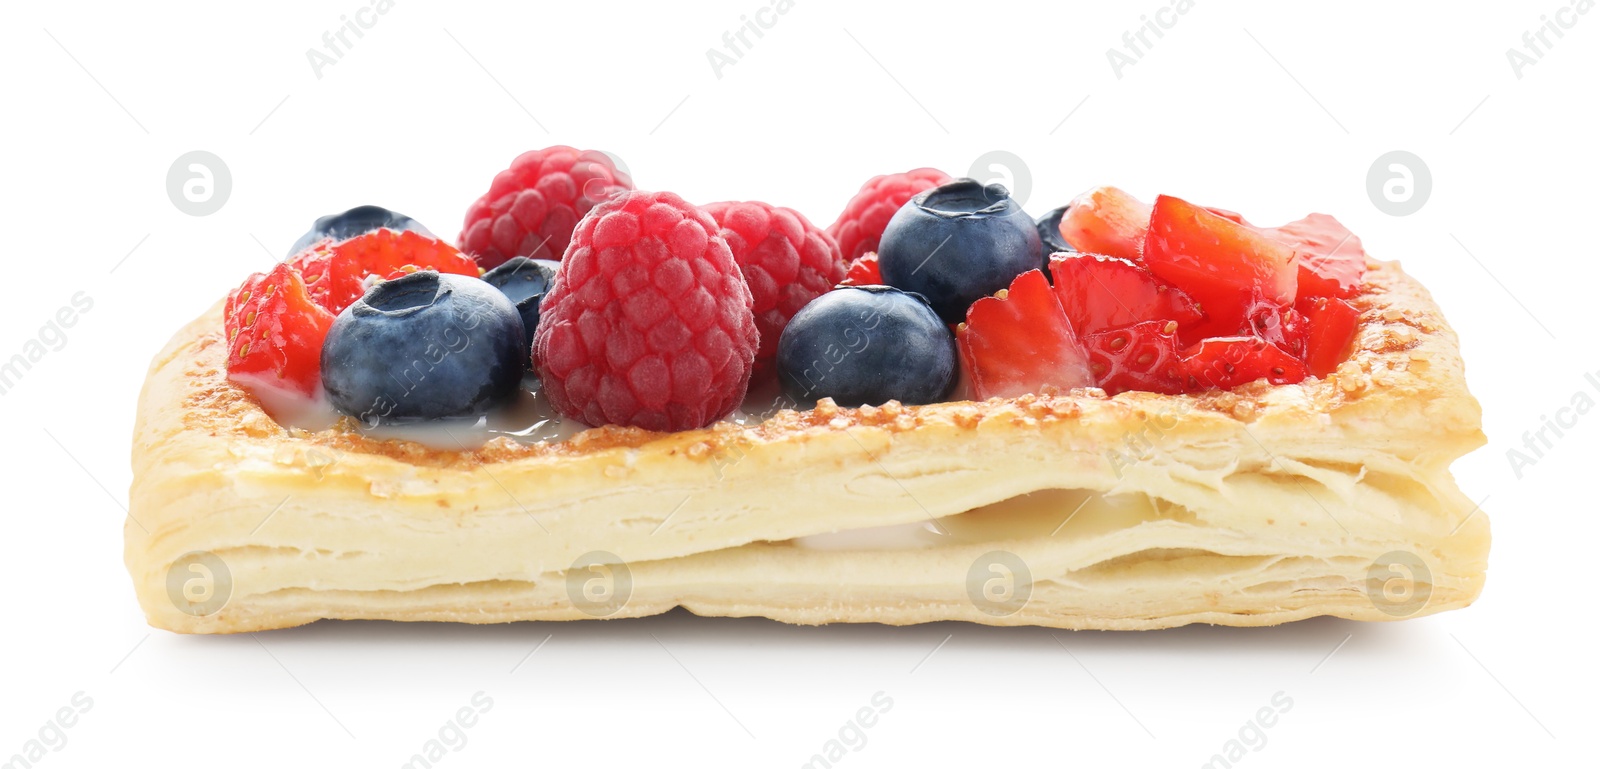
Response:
[125, 258, 1491, 633]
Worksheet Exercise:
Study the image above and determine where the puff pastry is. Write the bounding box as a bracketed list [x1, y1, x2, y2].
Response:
[125, 257, 1488, 633]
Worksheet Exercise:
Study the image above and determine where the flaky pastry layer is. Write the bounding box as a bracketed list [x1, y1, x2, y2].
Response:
[126, 259, 1489, 633]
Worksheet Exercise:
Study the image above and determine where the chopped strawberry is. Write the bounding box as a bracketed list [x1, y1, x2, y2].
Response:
[1180, 300, 1310, 365]
[1059, 186, 1151, 261]
[1084, 320, 1186, 395]
[291, 229, 479, 314]
[224, 263, 336, 397]
[1257, 213, 1367, 299]
[1176, 294, 1320, 364]
[1182, 336, 1308, 390]
[1246, 301, 1309, 359]
[1298, 296, 1362, 377]
[225, 230, 478, 399]
[957, 270, 1093, 399]
[1048, 253, 1202, 337]
[840, 252, 883, 286]
[1142, 195, 1299, 334]
[1203, 207, 1250, 225]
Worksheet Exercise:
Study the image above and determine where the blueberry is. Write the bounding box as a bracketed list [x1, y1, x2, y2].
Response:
[321, 271, 525, 425]
[776, 286, 956, 407]
[289, 205, 431, 256]
[877, 179, 1042, 323]
[1035, 204, 1076, 257]
[481, 256, 559, 347]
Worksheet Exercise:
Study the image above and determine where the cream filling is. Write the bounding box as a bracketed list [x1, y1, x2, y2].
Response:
[255, 374, 794, 450]
[788, 489, 1170, 551]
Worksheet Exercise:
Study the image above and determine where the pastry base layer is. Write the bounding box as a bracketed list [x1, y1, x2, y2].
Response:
[125, 259, 1489, 633]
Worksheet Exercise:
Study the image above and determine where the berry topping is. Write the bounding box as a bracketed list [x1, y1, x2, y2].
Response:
[1047, 253, 1202, 337]
[826, 167, 952, 262]
[482, 256, 559, 358]
[840, 252, 883, 286]
[226, 159, 1381, 426]
[291, 229, 479, 316]
[1141, 194, 1299, 332]
[1083, 320, 1186, 395]
[533, 190, 759, 432]
[321, 272, 526, 425]
[458, 146, 633, 270]
[1298, 296, 1362, 377]
[1181, 336, 1308, 390]
[1203, 206, 1249, 225]
[224, 231, 476, 403]
[702, 201, 844, 377]
[1035, 205, 1076, 255]
[288, 205, 431, 257]
[1059, 186, 1152, 261]
[1246, 302, 1309, 360]
[225, 263, 336, 397]
[878, 179, 1043, 323]
[956, 270, 1093, 400]
[1259, 213, 1367, 299]
[777, 286, 956, 407]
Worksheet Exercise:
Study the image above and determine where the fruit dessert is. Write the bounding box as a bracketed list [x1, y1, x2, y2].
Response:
[126, 150, 1488, 633]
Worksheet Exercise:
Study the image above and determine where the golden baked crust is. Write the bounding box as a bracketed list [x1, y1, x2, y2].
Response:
[126, 258, 1489, 633]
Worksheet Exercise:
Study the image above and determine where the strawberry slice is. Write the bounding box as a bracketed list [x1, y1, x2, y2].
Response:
[224, 263, 336, 397]
[957, 270, 1093, 399]
[1203, 207, 1250, 225]
[1084, 320, 1185, 395]
[1048, 253, 1202, 337]
[1059, 186, 1364, 303]
[291, 229, 479, 314]
[1257, 213, 1366, 299]
[1059, 186, 1152, 261]
[1182, 336, 1308, 390]
[1143, 195, 1299, 331]
[839, 252, 883, 286]
[1246, 301, 1309, 359]
[1298, 296, 1362, 376]
[1177, 297, 1314, 360]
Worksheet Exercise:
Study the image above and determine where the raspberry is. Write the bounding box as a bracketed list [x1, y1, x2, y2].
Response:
[701, 201, 843, 377]
[534, 191, 759, 432]
[457, 146, 633, 270]
[825, 167, 951, 261]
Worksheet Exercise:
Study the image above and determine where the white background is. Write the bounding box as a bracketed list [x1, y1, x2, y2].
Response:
[1, 0, 1594, 766]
